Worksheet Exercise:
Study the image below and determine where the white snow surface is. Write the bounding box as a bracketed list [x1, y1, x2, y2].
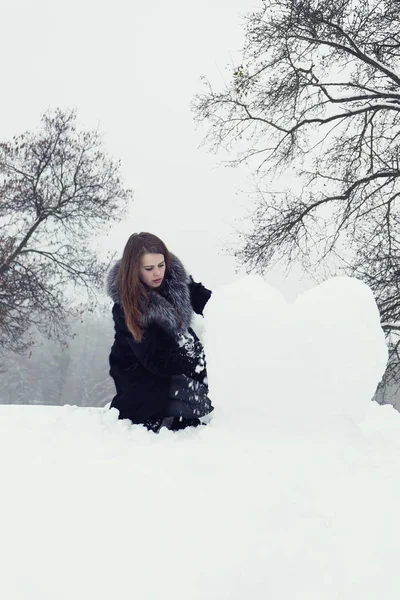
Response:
[2, 275, 400, 600]
[204, 275, 388, 428]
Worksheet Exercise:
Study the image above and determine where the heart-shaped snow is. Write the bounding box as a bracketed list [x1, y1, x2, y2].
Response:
[203, 276, 388, 431]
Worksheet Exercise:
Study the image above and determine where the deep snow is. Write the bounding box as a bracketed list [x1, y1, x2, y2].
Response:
[1, 275, 400, 600]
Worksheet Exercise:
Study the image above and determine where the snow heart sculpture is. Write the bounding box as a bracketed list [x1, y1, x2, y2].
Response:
[203, 276, 388, 432]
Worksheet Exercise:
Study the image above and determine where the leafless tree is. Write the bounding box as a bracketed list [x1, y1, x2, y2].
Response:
[0, 108, 132, 354]
[193, 0, 400, 386]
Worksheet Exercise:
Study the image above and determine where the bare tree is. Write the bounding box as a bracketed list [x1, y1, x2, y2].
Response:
[193, 0, 400, 385]
[0, 108, 132, 354]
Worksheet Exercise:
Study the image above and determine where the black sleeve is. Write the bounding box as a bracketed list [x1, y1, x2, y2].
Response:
[188, 276, 212, 316]
[112, 304, 205, 379]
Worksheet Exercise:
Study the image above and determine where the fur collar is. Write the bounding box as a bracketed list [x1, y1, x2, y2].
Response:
[106, 254, 193, 338]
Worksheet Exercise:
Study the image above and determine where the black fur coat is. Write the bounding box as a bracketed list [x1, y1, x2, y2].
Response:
[106, 254, 211, 425]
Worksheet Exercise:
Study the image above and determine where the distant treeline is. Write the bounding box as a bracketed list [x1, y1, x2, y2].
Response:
[1, 315, 115, 408]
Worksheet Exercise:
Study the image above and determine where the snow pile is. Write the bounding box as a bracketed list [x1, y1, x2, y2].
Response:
[2, 275, 400, 600]
[204, 275, 388, 430]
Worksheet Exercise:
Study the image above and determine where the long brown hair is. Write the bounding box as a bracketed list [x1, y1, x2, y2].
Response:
[118, 232, 172, 341]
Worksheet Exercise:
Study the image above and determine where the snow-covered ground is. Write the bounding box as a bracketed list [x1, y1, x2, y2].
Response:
[2, 275, 400, 600]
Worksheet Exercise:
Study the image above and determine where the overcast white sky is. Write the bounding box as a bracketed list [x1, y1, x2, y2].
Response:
[1, 0, 312, 296]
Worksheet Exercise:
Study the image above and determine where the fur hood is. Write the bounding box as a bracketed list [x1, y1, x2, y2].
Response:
[106, 254, 193, 338]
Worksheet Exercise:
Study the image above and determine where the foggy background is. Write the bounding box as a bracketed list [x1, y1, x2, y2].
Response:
[2, 0, 392, 408]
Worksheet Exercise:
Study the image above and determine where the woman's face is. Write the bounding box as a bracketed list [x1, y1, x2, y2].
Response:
[139, 253, 166, 288]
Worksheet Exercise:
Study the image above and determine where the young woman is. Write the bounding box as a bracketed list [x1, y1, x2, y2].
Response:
[106, 232, 213, 432]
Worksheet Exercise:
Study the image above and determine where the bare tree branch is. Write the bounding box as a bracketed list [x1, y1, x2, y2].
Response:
[193, 0, 400, 391]
[0, 108, 133, 354]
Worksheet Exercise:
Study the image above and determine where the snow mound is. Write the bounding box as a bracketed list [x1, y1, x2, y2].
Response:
[204, 275, 388, 430]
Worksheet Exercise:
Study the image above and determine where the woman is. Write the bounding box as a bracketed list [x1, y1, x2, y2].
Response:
[106, 232, 213, 432]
